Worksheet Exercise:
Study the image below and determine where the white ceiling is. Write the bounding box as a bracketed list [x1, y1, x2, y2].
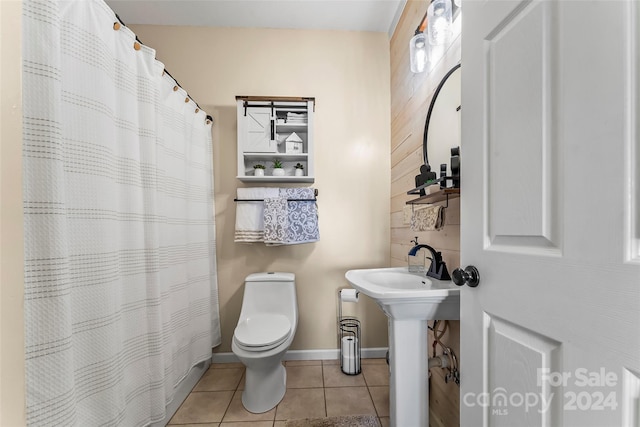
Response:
[105, 0, 406, 37]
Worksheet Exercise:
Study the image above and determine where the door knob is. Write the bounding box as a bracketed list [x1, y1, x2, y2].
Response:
[452, 266, 480, 287]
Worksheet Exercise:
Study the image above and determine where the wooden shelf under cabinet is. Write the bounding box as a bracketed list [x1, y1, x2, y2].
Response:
[243, 153, 308, 162]
[237, 176, 315, 183]
[406, 188, 460, 205]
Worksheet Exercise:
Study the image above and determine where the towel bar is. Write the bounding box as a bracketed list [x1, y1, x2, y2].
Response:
[234, 189, 318, 203]
[234, 198, 316, 202]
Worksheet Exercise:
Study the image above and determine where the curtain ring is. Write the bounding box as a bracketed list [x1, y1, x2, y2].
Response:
[173, 86, 178, 92]
[195, 108, 199, 113]
[133, 41, 141, 51]
[184, 97, 189, 103]
[113, 22, 121, 31]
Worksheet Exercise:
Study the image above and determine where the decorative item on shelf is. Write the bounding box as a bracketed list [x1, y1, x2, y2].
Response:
[285, 132, 304, 154]
[450, 146, 460, 188]
[440, 164, 448, 189]
[415, 164, 438, 196]
[271, 159, 285, 176]
[253, 164, 265, 177]
[294, 163, 304, 177]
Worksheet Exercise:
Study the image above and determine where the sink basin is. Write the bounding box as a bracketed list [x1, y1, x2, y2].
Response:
[345, 267, 460, 427]
[345, 267, 460, 320]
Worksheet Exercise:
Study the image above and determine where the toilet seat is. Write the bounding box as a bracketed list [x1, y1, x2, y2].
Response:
[234, 313, 291, 351]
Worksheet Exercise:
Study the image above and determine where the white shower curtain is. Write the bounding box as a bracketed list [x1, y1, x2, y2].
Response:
[22, 0, 221, 425]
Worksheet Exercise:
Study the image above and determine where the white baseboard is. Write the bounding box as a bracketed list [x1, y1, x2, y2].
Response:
[212, 347, 388, 364]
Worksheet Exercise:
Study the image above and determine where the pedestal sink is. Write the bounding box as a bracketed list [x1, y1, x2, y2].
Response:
[345, 267, 460, 427]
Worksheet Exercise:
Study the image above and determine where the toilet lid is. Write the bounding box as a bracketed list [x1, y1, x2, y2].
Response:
[234, 313, 291, 348]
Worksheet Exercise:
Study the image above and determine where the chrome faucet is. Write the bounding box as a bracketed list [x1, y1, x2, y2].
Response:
[408, 237, 451, 281]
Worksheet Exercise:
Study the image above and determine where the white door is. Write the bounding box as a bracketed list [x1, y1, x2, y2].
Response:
[460, 1, 640, 426]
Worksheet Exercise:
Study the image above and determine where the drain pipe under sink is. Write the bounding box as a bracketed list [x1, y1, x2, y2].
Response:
[428, 354, 449, 370]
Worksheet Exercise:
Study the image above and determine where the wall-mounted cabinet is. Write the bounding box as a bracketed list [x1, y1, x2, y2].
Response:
[236, 96, 315, 182]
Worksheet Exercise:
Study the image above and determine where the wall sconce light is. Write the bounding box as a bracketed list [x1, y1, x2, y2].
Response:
[409, 8, 429, 73]
[428, 0, 453, 46]
[409, 28, 429, 73]
[410, 0, 459, 74]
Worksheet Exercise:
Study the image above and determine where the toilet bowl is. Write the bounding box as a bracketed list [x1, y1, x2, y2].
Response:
[231, 272, 298, 413]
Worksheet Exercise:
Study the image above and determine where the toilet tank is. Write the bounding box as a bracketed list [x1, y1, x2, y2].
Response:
[240, 272, 297, 321]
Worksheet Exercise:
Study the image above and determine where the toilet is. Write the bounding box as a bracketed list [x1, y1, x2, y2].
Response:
[231, 272, 298, 413]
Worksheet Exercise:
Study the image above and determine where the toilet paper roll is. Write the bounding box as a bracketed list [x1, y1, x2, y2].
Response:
[341, 336, 360, 374]
[340, 288, 359, 303]
[342, 355, 358, 375]
[341, 336, 358, 357]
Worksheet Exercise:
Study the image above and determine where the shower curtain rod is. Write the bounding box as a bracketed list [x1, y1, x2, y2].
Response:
[115, 13, 214, 123]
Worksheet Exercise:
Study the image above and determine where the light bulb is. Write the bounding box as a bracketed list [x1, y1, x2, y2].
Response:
[427, 0, 453, 46]
[409, 32, 429, 73]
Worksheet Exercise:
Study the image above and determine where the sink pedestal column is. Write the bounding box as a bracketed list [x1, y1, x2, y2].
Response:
[388, 318, 429, 427]
[344, 267, 460, 427]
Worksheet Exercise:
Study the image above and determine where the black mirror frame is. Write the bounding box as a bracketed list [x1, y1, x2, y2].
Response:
[422, 62, 462, 167]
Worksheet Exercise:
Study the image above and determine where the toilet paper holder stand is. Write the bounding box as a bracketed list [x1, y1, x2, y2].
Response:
[338, 289, 361, 376]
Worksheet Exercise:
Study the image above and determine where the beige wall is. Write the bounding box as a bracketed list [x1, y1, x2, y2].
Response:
[0, 0, 26, 424]
[130, 25, 392, 353]
[390, 1, 461, 426]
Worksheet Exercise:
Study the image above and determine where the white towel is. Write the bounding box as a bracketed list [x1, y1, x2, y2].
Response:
[234, 187, 279, 243]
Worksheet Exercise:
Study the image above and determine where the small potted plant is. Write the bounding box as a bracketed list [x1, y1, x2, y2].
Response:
[294, 163, 304, 177]
[271, 159, 285, 176]
[253, 163, 265, 177]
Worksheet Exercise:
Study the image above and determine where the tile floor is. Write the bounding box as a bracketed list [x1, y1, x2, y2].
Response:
[168, 358, 390, 427]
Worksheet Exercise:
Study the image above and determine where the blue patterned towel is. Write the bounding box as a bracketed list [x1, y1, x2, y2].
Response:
[277, 187, 319, 245]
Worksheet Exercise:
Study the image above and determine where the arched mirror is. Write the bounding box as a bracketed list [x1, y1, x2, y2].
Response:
[423, 63, 461, 181]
